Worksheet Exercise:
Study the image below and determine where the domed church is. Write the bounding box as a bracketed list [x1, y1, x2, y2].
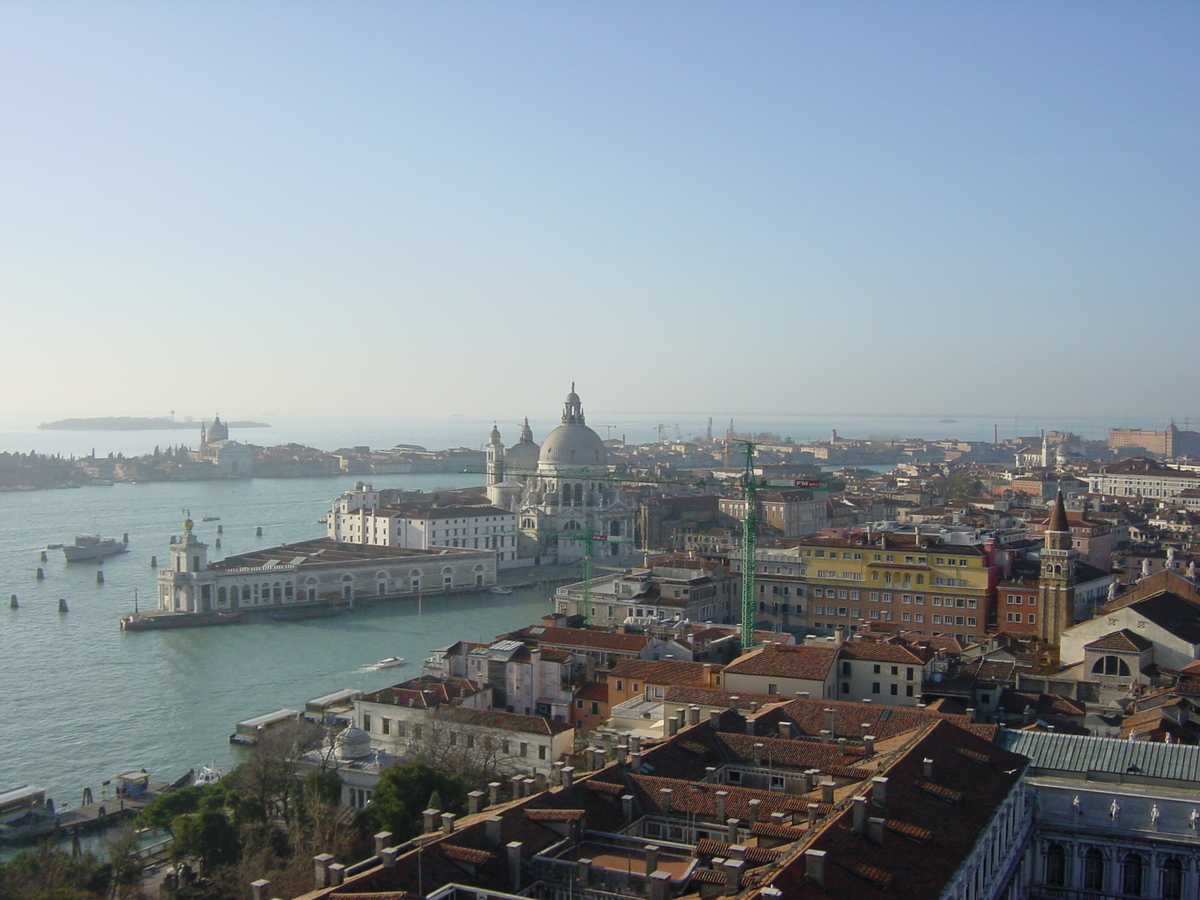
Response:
[486, 386, 635, 563]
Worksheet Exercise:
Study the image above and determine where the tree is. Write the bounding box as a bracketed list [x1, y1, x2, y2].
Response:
[173, 804, 241, 875]
[136, 785, 218, 837]
[227, 719, 323, 823]
[359, 760, 467, 842]
[101, 828, 145, 900]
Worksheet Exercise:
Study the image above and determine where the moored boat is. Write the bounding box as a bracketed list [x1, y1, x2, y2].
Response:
[63, 533, 128, 562]
[121, 610, 243, 630]
[488, 585, 513, 595]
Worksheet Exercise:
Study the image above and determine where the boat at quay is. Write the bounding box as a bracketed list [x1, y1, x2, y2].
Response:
[120, 610, 243, 630]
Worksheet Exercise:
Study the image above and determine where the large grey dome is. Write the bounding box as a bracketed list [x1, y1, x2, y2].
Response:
[540, 423, 606, 467]
[539, 386, 606, 468]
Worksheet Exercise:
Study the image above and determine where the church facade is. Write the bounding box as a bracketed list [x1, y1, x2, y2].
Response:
[485, 387, 636, 564]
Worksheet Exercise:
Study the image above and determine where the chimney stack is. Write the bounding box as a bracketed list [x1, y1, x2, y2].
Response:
[328, 864, 345, 886]
[724, 859, 746, 895]
[562, 766, 575, 789]
[779, 721, 792, 740]
[807, 803, 819, 825]
[488, 782, 502, 805]
[753, 742, 765, 765]
[923, 758, 935, 780]
[871, 776, 888, 807]
[805, 850, 826, 888]
[864, 734, 876, 756]
[869, 817, 886, 844]
[250, 881, 270, 900]
[486, 816, 503, 845]
[852, 796, 868, 835]
[689, 705, 701, 725]
[468, 791, 485, 815]
[747, 798, 761, 825]
[423, 809, 440, 833]
[622, 794, 635, 821]
[506, 842, 523, 891]
[373, 833, 392, 855]
[726, 817, 739, 843]
[644, 845, 660, 877]
[659, 789, 673, 813]
[824, 708, 837, 737]
[313, 855, 334, 888]
[821, 781, 835, 804]
[441, 812, 456, 835]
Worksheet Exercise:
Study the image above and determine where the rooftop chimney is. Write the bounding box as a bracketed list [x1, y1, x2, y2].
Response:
[864, 734, 876, 756]
[644, 844, 661, 877]
[923, 758, 935, 780]
[715, 790, 728, 822]
[507, 842, 523, 891]
[441, 812, 456, 834]
[468, 791, 485, 815]
[747, 798, 761, 825]
[726, 817, 739, 843]
[250, 880, 270, 900]
[778, 721, 792, 740]
[869, 817, 886, 845]
[805, 849, 826, 888]
[852, 796, 868, 836]
[486, 816, 503, 846]
[821, 781, 836, 804]
[372, 833, 392, 855]
[807, 803, 820, 825]
[871, 776, 888, 807]
[622, 794, 635, 821]
[423, 808, 440, 833]
[725, 859, 746, 895]
[313, 854, 334, 888]
[659, 788, 673, 813]
[824, 708, 837, 737]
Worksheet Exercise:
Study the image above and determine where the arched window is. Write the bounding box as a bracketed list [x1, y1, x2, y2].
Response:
[1122, 853, 1143, 897]
[242, 585, 252, 602]
[1045, 844, 1066, 887]
[563, 483, 571, 503]
[1092, 655, 1131, 676]
[1162, 857, 1184, 900]
[273, 581, 282, 601]
[574, 483, 583, 504]
[1084, 848, 1105, 892]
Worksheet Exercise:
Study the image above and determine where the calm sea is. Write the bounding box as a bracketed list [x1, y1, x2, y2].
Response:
[0, 411, 1131, 819]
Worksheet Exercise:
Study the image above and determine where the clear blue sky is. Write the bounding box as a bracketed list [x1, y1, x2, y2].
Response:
[1, 2, 1195, 423]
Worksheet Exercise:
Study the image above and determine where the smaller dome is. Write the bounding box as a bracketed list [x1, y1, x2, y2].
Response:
[336, 726, 372, 759]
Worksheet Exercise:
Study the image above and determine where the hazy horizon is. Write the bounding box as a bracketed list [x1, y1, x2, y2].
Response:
[2, 3, 1196, 420]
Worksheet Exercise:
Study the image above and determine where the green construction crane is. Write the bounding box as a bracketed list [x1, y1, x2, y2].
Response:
[739, 441, 759, 647]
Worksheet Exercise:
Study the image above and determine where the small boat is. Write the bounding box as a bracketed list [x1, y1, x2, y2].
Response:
[488, 586, 513, 595]
[375, 656, 405, 669]
[63, 533, 129, 562]
[201, 516, 220, 522]
[193, 764, 225, 787]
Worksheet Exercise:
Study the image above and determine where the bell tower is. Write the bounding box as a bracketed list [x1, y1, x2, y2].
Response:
[1039, 491, 1076, 644]
[486, 424, 505, 487]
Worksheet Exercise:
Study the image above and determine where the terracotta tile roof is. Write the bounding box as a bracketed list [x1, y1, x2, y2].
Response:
[440, 844, 494, 865]
[608, 658, 720, 686]
[723, 645, 838, 681]
[717, 732, 868, 771]
[694, 838, 784, 864]
[1084, 629, 1154, 652]
[436, 706, 573, 736]
[763, 720, 1028, 900]
[839, 642, 933, 664]
[524, 809, 585, 822]
[756, 697, 975, 741]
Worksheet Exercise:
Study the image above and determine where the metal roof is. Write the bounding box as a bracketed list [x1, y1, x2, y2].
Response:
[999, 729, 1200, 782]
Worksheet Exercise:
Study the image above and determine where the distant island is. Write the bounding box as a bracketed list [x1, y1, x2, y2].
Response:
[39, 417, 270, 431]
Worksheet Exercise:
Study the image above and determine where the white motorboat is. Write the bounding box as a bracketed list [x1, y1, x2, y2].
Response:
[488, 586, 513, 595]
[193, 764, 225, 787]
[375, 656, 405, 669]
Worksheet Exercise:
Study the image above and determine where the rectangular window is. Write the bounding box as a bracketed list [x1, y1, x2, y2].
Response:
[814, 605, 824, 615]
[850, 591, 859, 600]
[914, 595, 924, 605]
[902, 594, 911, 604]
[362, 714, 372, 731]
[381, 718, 390, 735]
[870, 592, 879, 602]
[872, 682, 880, 694]
[768, 683, 778, 694]
[539, 745, 547, 760]
[890, 684, 898, 695]
[814, 588, 824, 598]
[891, 666, 899, 676]
[838, 607, 848, 617]
[1028, 614, 1036, 624]
[901, 612, 911, 621]
[520, 743, 528, 757]
[869, 609, 880, 619]
[906, 685, 914, 697]
[933, 615, 942, 624]
[873, 664, 881, 674]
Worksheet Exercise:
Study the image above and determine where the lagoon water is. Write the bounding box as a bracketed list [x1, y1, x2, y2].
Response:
[0, 471, 561, 808]
[0, 411, 1125, 809]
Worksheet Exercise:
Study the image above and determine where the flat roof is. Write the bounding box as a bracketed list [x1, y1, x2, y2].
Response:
[236, 708, 299, 728]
